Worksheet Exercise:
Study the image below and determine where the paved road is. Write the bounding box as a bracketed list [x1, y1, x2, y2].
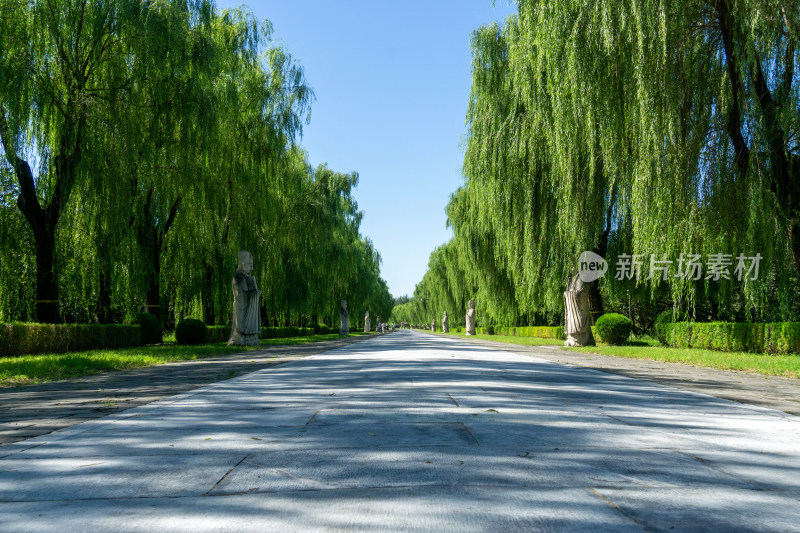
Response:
[0, 336, 371, 445]
[439, 335, 800, 416]
[1, 330, 799, 532]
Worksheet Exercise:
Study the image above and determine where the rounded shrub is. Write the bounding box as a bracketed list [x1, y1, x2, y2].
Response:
[653, 309, 687, 346]
[654, 310, 673, 346]
[135, 312, 162, 344]
[485, 325, 495, 335]
[175, 319, 208, 345]
[594, 313, 632, 345]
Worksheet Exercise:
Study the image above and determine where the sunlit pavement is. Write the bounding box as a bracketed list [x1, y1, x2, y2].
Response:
[1, 330, 799, 532]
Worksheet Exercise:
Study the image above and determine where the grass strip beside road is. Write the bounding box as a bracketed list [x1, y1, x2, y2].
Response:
[566, 345, 800, 379]
[421, 328, 800, 379]
[424, 330, 563, 346]
[0, 333, 371, 387]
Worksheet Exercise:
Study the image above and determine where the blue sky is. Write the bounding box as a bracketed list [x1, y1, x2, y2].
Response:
[216, 1, 518, 298]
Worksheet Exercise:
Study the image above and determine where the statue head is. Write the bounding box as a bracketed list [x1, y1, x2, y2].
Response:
[237, 250, 254, 276]
[340, 299, 347, 310]
[443, 311, 447, 318]
[468, 299, 474, 309]
[365, 310, 369, 318]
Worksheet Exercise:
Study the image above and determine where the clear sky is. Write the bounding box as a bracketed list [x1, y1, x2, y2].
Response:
[215, 0, 517, 298]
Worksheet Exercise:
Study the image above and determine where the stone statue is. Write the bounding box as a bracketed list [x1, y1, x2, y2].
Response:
[364, 311, 371, 333]
[442, 311, 449, 333]
[376, 316, 381, 332]
[564, 273, 595, 346]
[228, 250, 261, 346]
[339, 300, 349, 335]
[431, 320, 436, 332]
[465, 299, 476, 335]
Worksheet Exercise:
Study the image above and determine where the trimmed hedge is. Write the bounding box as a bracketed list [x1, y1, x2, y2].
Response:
[594, 313, 632, 345]
[660, 321, 800, 354]
[475, 325, 566, 340]
[261, 326, 314, 339]
[206, 324, 339, 343]
[175, 319, 208, 345]
[134, 312, 162, 344]
[206, 326, 229, 343]
[0, 323, 142, 357]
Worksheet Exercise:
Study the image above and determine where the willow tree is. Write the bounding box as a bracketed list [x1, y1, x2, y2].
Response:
[152, 6, 311, 327]
[0, 0, 232, 323]
[443, 0, 800, 325]
[0, 1, 145, 322]
[511, 0, 799, 319]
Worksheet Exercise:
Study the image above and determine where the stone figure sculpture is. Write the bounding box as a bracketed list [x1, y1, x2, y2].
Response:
[364, 311, 371, 333]
[228, 250, 261, 346]
[431, 320, 436, 332]
[376, 316, 381, 332]
[465, 300, 476, 335]
[442, 311, 449, 333]
[563, 274, 595, 346]
[340, 300, 349, 335]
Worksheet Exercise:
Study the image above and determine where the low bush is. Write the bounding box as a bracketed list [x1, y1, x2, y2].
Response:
[206, 326, 230, 343]
[261, 326, 315, 339]
[654, 310, 673, 346]
[183, 324, 340, 344]
[485, 325, 495, 335]
[134, 312, 162, 344]
[660, 321, 800, 354]
[490, 326, 566, 340]
[594, 313, 633, 345]
[0, 323, 142, 357]
[175, 319, 208, 345]
[653, 309, 689, 346]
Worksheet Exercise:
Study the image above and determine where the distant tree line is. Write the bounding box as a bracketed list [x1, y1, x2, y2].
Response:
[394, 0, 799, 330]
[0, 0, 393, 329]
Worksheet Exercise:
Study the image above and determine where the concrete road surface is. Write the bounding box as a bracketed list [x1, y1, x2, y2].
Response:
[1, 330, 799, 532]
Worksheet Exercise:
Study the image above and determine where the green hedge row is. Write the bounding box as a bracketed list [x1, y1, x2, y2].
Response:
[0, 323, 142, 357]
[206, 325, 340, 343]
[475, 326, 566, 340]
[661, 322, 800, 354]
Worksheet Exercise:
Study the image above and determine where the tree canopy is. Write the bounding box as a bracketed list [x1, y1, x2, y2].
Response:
[394, 0, 799, 329]
[0, 0, 393, 328]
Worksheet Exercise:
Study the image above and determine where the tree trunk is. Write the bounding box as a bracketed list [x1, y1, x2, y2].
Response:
[1, 109, 82, 324]
[144, 249, 161, 323]
[33, 227, 59, 324]
[790, 221, 800, 281]
[135, 189, 181, 328]
[203, 262, 216, 325]
[96, 265, 112, 324]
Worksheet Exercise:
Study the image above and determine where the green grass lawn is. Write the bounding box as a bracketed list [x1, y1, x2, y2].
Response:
[421, 328, 800, 379]
[0, 332, 372, 388]
[425, 329, 563, 346]
[566, 344, 800, 379]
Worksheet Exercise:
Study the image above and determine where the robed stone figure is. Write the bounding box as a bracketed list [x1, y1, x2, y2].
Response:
[465, 300, 476, 335]
[340, 300, 349, 335]
[364, 311, 371, 333]
[228, 250, 261, 346]
[442, 311, 449, 333]
[431, 320, 436, 332]
[563, 274, 595, 346]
